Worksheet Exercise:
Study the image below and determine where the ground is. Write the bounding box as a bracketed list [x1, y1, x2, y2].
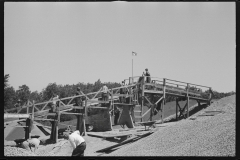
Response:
[4, 95, 235, 157]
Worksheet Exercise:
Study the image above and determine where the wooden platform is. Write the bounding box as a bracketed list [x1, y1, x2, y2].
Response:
[87, 131, 133, 139]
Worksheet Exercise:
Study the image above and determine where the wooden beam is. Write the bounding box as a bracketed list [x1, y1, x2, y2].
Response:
[154, 96, 163, 105]
[34, 118, 56, 121]
[141, 107, 152, 118]
[92, 88, 102, 99]
[144, 96, 153, 106]
[60, 112, 84, 115]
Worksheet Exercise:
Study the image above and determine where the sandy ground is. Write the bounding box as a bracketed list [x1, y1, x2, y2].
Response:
[4, 95, 235, 157]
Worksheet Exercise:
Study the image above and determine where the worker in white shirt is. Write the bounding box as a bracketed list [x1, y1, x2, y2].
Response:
[63, 130, 86, 156]
[102, 84, 109, 102]
[21, 138, 42, 153]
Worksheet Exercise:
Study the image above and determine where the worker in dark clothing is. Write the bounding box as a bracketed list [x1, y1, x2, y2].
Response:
[144, 68, 151, 83]
[14, 99, 21, 113]
[119, 81, 126, 103]
[74, 87, 83, 110]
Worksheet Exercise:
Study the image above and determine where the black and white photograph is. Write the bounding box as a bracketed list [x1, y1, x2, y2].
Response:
[4, 2, 235, 157]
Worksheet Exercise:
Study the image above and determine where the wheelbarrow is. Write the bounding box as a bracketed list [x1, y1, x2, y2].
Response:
[136, 121, 156, 131]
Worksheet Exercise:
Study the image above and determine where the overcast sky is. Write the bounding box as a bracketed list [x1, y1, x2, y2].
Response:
[4, 2, 235, 93]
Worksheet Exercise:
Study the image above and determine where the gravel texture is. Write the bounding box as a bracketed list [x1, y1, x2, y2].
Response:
[4, 95, 235, 157]
[104, 95, 235, 156]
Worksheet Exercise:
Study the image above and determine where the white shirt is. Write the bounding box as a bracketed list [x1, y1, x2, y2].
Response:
[52, 95, 59, 105]
[68, 131, 85, 149]
[102, 85, 108, 93]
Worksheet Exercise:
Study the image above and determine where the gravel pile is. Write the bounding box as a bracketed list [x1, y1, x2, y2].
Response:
[4, 146, 37, 156]
[105, 95, 235, 156]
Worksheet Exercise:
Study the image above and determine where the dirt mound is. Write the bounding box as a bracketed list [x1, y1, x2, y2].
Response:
[4, 146, 37, 156]
[105, 95, 235, 156]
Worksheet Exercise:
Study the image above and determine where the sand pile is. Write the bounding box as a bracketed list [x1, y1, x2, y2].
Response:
[105, 95, 235, 156]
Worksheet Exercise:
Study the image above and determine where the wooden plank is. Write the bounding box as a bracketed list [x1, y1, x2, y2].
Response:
[135, 116, 142, 119]
[34, 118, 56, 121]
[114, 103, 135, 106]
[60, 112, 83, 115]
[144, 96, 153, 105]
[134, 110, 142, 113]
[141, 108, 151, 118]
[88, 100, 109, 103]
[144, 90, 163, 94]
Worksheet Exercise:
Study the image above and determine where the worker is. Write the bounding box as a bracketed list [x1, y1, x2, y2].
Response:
[144, 68, 151, 83]
[20, 138, 42, 153]
[63, 130, 86, 157]
[14, 99, 21, 113]
[119, 81, 126, 103]
[102, 84, 109, 102]
[74, 87, 83, 111]
[50, 93, 59, 113]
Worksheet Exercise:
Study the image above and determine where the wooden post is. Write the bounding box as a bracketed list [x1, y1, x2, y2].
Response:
[161, 78, 166, 124]
[83, 99, 87, 136]
[111, 89, 114, 125]
[187, 96, 189, 118]
[176, 98, 178, 121]
[25, 118, 30, 140]
[27, 100, 29, 114]
[141, 81, 145, 122]
[187, 83, 189, 118]
[150, 94, 154, 121]
[30, 100, 35, 139]
[55, 109, 60, 143]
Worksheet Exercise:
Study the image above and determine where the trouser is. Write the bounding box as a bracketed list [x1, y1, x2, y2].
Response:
[21, 141, 31, 151]
[71, 142, 86, 157]
[114, 111, 120, 125]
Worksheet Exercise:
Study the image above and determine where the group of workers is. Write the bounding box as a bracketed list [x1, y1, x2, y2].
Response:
[14, 68, 151, 156]
[18, 130, 86, 156]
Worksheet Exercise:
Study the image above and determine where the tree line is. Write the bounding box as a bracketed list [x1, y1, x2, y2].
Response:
[4, 74, 121, 110]
[4, 74, 235, 110]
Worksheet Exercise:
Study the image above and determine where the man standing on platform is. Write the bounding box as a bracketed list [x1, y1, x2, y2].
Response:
[144, 68, 151, 83]
[63, 131, 86, 156]
[14, 99, 21, 113]
[102, 84, 109, 102]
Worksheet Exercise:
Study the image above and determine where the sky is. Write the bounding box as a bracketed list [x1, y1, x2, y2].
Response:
[4, 2, 235, 93]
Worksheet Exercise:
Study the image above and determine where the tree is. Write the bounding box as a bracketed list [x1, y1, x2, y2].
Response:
[16, 85, 31, 105]
[42, 83, 59, 101]
[4, 74, 10, 89]
[4, 86, 16, 109]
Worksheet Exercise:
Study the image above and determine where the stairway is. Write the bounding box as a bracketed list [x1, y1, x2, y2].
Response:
[134, 105, 142, 122]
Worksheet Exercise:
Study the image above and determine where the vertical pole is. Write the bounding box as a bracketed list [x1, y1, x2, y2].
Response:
[132, 58, 133, 84]
[83, 99, 87, 136]
[162, 78, 166, 124]
[56, 109, 60, 143]
[30, 101, 35, 139]
[176, 98, 178, 121]
[187, 83, 189, 118]
[25, 118, 30, 140]
[111, 89, 114, 125]
[141, 82, 144, 122]
[208, 87, 212, 106]
[27, 100, 29, 114]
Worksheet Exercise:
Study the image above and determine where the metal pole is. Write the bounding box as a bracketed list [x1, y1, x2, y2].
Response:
[132, 58, 133, 84]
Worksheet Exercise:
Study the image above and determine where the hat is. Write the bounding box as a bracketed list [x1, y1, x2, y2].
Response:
[145, 68, 148, 71]
[63, 132, 70, 139]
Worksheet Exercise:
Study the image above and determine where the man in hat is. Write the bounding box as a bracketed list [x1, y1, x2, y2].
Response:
[144, 68, 151, 83]
[63, 130, 86, 157]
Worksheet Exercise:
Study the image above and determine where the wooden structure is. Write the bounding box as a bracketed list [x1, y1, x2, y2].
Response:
[4, 76, 213, 143]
